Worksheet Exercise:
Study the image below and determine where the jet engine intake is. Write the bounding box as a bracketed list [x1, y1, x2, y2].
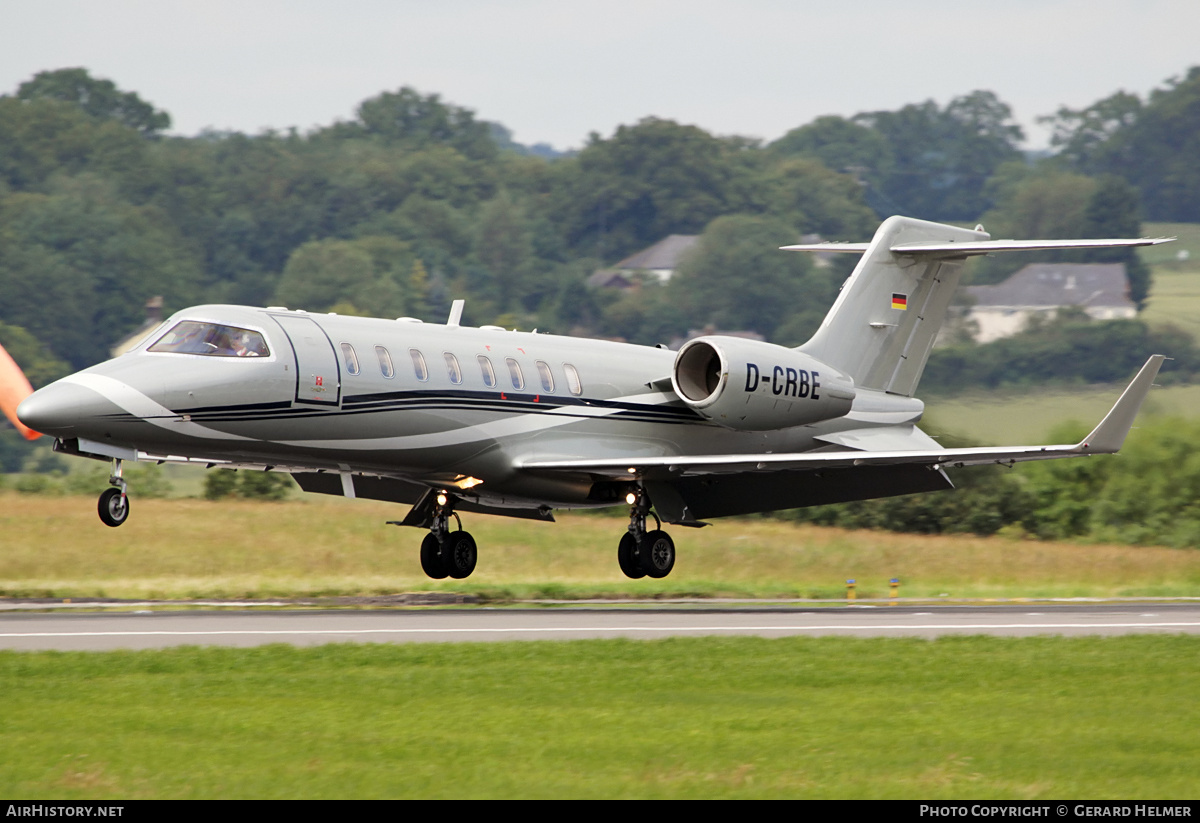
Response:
[671, 336, 855, 431]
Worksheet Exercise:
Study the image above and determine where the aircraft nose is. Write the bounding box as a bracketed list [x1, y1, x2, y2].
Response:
[16, 381, 91, 436]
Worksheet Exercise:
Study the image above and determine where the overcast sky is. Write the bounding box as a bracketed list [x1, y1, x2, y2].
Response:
[3, 0, 1197, 150]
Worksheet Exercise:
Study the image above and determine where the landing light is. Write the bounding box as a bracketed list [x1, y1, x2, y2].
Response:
[436, 492, 448, 507]
[625, 492, 637, 505]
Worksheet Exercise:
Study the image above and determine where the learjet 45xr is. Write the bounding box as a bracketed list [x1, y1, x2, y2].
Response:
[14, 216, 1172, 580]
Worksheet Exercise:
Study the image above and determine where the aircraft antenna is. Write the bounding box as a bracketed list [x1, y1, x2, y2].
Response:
[446, 299, 464, 327]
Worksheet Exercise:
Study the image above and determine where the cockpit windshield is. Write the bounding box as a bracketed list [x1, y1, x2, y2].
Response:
[148, 321, 270, 357]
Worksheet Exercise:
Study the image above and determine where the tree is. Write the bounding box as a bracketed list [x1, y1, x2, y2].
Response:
[1041, 67, 1200, 222]
[15, 68, 170, 137]
[1079, 176, 1151, 309]
[552, 118, 746, 261]
[769, 115, 892, 178]
[0, 177, 201, 367]
[668, 215, 832, 340]
[1039, 91, 1142, 170]
[274, 236, 413, 316]
[754, 157, 877, 240]
[327, 87, 497, 161]
[853, 91, 1024, 220]
[474, 192, 534, 312]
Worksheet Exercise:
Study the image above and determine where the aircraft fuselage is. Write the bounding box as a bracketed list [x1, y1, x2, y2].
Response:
[21, 304, 881, 511]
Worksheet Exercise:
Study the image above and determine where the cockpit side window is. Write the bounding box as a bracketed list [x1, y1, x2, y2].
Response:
[149, 321, 270, 357]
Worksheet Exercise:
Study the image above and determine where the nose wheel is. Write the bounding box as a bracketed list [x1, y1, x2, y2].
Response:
[98, 486, 130, 527]
[618, 489, 675, 579]
[97, 459, 130, 527]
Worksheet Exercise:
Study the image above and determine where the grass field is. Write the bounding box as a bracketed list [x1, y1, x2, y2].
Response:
[1142, 222, 1200, 270]
[2, 637, 1198, 799]
[3, 494, 1200, 601]
[1142, 269, 1200, 340]
[923, 383, 1200, 444]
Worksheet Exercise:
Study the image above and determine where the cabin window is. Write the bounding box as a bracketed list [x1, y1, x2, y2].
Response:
[506, 358, 524, 390]
[536, 361, 555, 393]
[477, 355, 496, 388]
[376, 346, 394, 379]
[445, 353, 462, 385]
[340, 343, 360, 375]
[149, 321, 269, 358]
[410, 349, 429, 382]
[563, 363, 583, 396]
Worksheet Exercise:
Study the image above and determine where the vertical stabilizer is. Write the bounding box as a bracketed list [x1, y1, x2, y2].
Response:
[797, 216, 987, 397]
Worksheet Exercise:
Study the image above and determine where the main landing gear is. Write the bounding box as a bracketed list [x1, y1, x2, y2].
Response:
[618, 489, 675, 579]
[418, 493, 477, 580]
[406, 488, 677, 581]
[97, 458, 130, 528]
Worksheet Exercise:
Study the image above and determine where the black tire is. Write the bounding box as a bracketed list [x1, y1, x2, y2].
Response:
[639, 530, 675, 578]
[443, 530, 478, 579]
[97, 487, 129, 527]
[617, 533, 645, 579]
[420, 533, 448, 579]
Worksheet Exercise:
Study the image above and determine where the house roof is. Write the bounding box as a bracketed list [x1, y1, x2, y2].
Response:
[586, 269, 634, 289]
[613, 234, 699, 271]
[963, 263, 1133, 310]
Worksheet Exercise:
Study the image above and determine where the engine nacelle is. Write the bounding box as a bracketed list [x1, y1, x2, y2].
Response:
[671, 336, 855, 431]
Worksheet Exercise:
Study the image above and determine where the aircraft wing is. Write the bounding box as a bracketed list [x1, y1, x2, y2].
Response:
[517, 355, 1164, 480]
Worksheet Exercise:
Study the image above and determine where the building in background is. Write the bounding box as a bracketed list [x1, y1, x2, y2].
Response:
[960, 263, 1134, 343]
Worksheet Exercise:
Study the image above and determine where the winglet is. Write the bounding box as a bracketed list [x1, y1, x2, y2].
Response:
[1078, 355, 1165, 453]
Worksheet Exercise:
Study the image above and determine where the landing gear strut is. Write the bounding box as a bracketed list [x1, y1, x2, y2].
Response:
[97, 459, 130, 528]
[419, 493, 477, 580]
[618, 489, 675, 579]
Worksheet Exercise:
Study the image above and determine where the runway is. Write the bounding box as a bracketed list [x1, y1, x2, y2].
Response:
[3, 602, 1200, 651]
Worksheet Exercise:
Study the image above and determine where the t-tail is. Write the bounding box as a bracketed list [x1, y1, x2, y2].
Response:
[784, 216, 1173, 398]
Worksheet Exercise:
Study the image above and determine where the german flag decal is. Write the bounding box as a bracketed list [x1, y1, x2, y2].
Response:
[892, 293, 908, 310]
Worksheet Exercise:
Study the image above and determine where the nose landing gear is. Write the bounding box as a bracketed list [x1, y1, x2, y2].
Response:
[97, 459, 130, 527]
[618, 489, 675, 579]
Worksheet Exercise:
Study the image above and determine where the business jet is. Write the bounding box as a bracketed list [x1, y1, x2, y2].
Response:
[12, 216, 1171, 581]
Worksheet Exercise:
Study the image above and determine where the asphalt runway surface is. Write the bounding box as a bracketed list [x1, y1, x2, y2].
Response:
[3, 602, 1200, 651]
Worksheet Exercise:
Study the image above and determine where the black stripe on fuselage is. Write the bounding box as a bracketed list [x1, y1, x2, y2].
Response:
[124, 390, 706, 426]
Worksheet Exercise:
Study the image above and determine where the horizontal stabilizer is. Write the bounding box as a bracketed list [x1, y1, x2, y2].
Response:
[782, 237, 1174, 259]
[779, 242, 872, 253]
[517, 356, 1164, 479]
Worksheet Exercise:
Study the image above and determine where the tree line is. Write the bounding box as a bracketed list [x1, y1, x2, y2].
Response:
[3, 66, 1196, 375]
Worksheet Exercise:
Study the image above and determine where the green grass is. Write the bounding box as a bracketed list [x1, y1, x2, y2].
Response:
[1142, 269, 1200, 340]
[923, 383, 1200, 445]
[1142, 222, 1200, 269]
[2, 636, 1197, 798]
[4, 494, 1200, 601]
